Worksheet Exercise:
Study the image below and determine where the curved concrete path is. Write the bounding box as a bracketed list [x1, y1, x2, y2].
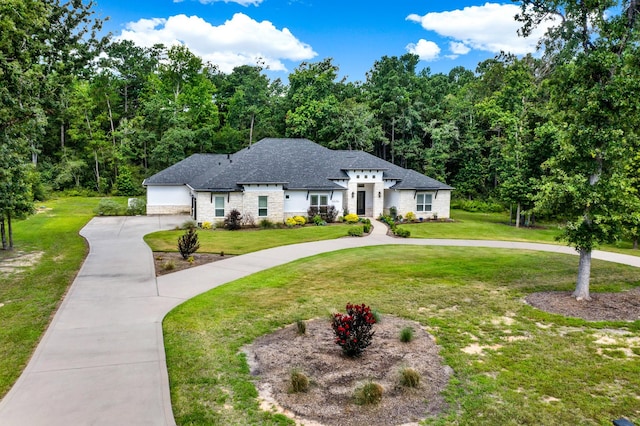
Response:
[1, 216, 639, 425]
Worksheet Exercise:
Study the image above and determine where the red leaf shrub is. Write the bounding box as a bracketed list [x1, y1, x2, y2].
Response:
[331, 303, 376, 357]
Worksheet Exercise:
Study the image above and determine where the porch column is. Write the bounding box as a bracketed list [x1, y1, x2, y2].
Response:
[372, 182, 384, 218]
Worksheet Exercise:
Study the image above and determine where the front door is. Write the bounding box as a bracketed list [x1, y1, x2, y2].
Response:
[357, 191, 365, 216]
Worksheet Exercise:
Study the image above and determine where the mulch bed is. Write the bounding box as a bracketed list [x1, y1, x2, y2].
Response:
[526, 288, 640, 321]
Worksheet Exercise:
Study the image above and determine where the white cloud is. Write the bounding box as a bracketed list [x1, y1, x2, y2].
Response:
[449, 41, 471, 55]
[407, 3, 552, 55]
[406, 39, 440, 61]
[116, 13, 316, 73]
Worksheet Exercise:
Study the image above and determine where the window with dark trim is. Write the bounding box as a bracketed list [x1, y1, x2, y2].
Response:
[214, 196, 225, 217]
[258, 196, 268, 217]
[416, 193, 432, 212]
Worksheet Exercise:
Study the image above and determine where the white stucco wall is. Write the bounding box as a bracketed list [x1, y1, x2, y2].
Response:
[146, 185, 191, 215]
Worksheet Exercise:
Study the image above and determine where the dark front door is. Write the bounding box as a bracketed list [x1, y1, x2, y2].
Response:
[357, 191, 365, 215]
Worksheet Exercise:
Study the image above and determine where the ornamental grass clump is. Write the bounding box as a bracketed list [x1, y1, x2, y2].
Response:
[399, 368, 421, 388]
[354, 381, 383, 405]
[331, 303, 376, 357]
[289, 369, 310, 393]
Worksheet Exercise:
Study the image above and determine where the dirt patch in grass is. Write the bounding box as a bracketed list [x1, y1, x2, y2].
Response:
[526, 288, 640, 321]
[243, 316, 452, 426]
[152, 252, 231, 276]
[0, 251, 44, 274]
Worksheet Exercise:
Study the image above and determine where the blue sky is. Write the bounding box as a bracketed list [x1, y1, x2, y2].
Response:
[95, 0, 551, 82]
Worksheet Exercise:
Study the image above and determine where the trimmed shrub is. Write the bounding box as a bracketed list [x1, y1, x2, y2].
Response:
[178, 228, 200, 259]
[354, 381, 383, 405]
[289, 369, 310, 393]
[363, 223, 371, 233]
[286, 217, 297, 227]
[313, 214, 323, 225]
[181, 219, 197, 230]
[399, 368, 421, 388]
[399, 327, 414, 343]
[162, 260, 175, 271]
[394, 227, 411, 238]
[259, 218, 274, 229]
[95, 199, 123, 216]
[201, 221, 213, 230]
[126, 198, 146, 215]
[331, 303, 376, 357]
[293, 215, 306, 226]
[344, 213, 359, 224]
[224, 209, 242, 230]
[325, 205, 338, 223]
[348, 226, 364, 237]
[405, 211, 416, 222]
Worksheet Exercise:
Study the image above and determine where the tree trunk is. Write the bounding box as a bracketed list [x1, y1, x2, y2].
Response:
[249, 113, 255, 147]
[573, 248, 592, 301]
[515, 203, 521, 228]
[634, 238, 638, 250]
[1, 216, 7, 250]
[7, 211, 13, 250]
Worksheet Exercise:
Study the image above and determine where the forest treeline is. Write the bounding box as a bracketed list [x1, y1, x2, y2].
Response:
[2, 0, 640, 298]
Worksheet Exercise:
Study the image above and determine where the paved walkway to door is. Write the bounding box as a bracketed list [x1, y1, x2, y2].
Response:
[1, 216, 639, 425]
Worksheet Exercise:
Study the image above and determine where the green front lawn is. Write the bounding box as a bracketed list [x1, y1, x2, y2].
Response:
[402, 210, 561, 243]
[164, 246, 640, 425]
[0, 197, 106, 397]
[144, 224, 355, 255]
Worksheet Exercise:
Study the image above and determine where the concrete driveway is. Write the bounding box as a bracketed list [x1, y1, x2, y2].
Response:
[1, 215, 639, 425]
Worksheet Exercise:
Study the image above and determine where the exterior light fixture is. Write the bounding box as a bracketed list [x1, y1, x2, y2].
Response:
[378, 191, 381, 198]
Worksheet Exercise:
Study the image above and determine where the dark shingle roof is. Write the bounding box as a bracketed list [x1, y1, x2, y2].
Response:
[144, 138, 453, 191]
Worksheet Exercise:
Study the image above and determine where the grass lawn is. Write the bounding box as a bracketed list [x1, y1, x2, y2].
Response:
[144, 224, 357, 255]
[164, 246, 640, 425]
[403, 210, 562, 243]
[0, 196, 127, 398]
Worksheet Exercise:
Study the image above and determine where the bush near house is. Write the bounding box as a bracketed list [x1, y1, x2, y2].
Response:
[344, 213, 359, 224]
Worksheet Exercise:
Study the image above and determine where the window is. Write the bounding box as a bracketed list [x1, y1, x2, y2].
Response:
[310, 194, 328, 208]
[416, 193, 432, 212]
[258, 196, 268, 217]
[214, 196, 225, 217]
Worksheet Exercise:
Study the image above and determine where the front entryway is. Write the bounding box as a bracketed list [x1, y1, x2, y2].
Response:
[357, 191, 365, 215]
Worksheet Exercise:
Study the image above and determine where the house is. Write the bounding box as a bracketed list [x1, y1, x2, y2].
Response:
[143, 138, 453, 223]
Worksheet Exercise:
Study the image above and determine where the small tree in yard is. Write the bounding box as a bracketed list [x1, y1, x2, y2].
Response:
[178, 227, 200, 260]
[224, 209, 242, 230]
[331, 303, 376, 357]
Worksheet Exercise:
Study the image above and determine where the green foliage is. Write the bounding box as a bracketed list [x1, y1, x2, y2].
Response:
[362, 223, 371, 233]
[399, 368, 420, 388]
[201, 221, 213, 230]
[259, 218, 274, 229]
[347, 226, 364, 237]
[296, 320, 306, 335]
[224, 209, 242, 231]
[114, 168, 140, 196]
[95, 199, 124, 216]
[405, 211, 416, 222]
[126, 198, 146, 216]
[393, 227, 411, 238]
[288, 369, 309, 394]
[181, 219, 197, 230]
[354, 381, 383, 405]
[451, 199, 505, 213]
[399, 327, 414, 343]
[178, 228, 200, 260]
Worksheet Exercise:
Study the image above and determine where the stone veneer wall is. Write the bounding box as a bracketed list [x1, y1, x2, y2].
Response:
[146, 205, 190, 215]
[397, 190, 451, 219]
